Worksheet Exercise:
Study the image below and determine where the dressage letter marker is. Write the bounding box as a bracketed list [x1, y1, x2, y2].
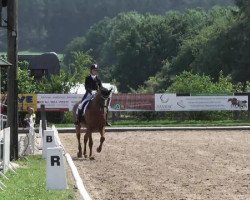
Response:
[51, 156, 60, 166]
[42, 129, 57, 159]
[46, 135, 53, 143]
[46, 147, 68, 190]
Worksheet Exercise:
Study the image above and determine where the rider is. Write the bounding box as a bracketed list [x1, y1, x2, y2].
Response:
[75, 63, 111, 126]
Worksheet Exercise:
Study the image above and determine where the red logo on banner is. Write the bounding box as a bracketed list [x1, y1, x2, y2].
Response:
[110, 94, 155, 111]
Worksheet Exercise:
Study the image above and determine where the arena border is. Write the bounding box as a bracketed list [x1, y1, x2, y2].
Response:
[55, 126, 250, 133]
[18, 126, 250, 134]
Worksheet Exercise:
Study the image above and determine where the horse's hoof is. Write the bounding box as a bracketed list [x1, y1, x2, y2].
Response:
[84, 154, 88, 158]
[89, 156, 95, 160]
[77, 152, 82, 158]
[97, 147, 102, 153]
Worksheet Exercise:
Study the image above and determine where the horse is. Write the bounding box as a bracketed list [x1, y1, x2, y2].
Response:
[73, 87, 112, 160]
[228, 98, 238, 107]
[228, 98, 247, 108]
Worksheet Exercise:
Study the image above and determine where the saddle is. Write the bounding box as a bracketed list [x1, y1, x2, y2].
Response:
[81, 100, 90, 116]
[77, 95, 95, 117]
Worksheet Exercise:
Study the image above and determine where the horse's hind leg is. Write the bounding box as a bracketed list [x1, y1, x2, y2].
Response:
[76, 125, 82, 158]
[97, 128, 105, 153]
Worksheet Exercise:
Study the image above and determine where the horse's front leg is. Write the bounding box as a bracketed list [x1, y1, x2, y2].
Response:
[97, 128, 105, 153]
[76, 125, 82, 158]
[89, 133, 94, 160]
[83, 132, 89, 158]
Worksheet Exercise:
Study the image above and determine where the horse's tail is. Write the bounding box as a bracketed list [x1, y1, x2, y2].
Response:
[72, 101, 80, 123]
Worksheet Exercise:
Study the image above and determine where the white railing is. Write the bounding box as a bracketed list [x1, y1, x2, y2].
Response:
[0, 118, 41, 191]
[0, 114, 7, 131]
[19, 117, 41, 156]
[0, 127, 16, 191]
[0, 101, 7, 130]
[0, 127, 10, 173]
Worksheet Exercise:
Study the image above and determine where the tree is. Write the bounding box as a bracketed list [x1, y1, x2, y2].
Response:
[0, 0, 233, 52]
[38, 70, 72, 93]
[235, 0, 250, 18]
[167, 71, 234, 94]
[18, 61, 38, 93]
[39, 51, 93, 93]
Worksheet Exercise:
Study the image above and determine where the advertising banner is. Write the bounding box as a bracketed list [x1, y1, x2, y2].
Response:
[33, 93, 249, 112]
[37, 94, 82, 111]
[18, 94, 37, 111]
[110, 94, 155, 111]
[155, 94, 248, 111]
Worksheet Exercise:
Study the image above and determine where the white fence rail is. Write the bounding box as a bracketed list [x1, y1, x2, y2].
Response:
[19, 117, 40, 156]
[0, 127, 17, 190]
[0, 114, 7, 130]
[0, 127, 10, 173]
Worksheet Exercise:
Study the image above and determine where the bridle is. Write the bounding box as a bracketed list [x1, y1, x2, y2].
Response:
[98, 88, 111, 112]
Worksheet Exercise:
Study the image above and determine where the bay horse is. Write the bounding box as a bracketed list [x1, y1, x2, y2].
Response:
[73, 87, 112, 160]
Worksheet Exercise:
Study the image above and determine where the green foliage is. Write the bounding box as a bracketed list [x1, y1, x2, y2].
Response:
[235, 0, 250, 18]
[168, 7, 236, 77]
[12, 1, 249, 95]
[167, 71, 234, 94]
[66, 7, 247, 93]
[61, 111, 74, 123]
[246, 81, 250, 92]
[68, 51, 93, 84]
[0, 155, 75, 199]
[38, 70, 71, 93]
[39, 51, 93, 93]
[18, 61, 38, 93]
[63, 37, 86, 65]
[0, 68, 7, 92]
[7, 0, 233, 52]
[141, 6, 250, 93]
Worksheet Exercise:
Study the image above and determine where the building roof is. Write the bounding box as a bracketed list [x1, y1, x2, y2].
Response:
[0, 58, 12, 67]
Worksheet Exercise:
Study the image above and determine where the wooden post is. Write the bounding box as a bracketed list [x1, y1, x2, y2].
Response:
[7, 0, 18, 160]
[41, 104, 47, 135]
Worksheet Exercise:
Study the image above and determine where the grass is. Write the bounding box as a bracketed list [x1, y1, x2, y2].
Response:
[53, 119, 250, 128]
[0, 155, 76, 200]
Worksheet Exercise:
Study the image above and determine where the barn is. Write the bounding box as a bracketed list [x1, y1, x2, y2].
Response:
[18, 52, 60, 79]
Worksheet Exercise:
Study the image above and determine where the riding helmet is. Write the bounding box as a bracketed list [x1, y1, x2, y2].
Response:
[90, 64, 98, 70]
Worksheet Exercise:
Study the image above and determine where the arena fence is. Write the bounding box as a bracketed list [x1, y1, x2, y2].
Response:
[0, 127, 17, 190]
[0, 116, 41, 191]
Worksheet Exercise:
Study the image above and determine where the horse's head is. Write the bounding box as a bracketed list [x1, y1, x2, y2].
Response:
[94, 86, 112, 109]
[99, 86, 112, 100]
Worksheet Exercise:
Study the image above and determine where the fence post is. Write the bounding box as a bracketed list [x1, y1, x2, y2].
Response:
[40, 104, 47, 136]
[27, 121, 35, 155]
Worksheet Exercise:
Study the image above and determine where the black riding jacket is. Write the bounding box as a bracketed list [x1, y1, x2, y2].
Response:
[84, 74, 102, 94]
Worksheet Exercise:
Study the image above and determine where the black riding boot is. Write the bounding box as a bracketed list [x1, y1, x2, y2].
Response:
[75, 108, 83, 125]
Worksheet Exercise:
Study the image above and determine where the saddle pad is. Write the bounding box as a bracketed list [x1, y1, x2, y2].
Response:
[83, 101, 90, 115]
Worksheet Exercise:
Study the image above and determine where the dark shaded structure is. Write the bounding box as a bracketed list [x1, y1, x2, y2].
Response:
[18, 52, 60, 79]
